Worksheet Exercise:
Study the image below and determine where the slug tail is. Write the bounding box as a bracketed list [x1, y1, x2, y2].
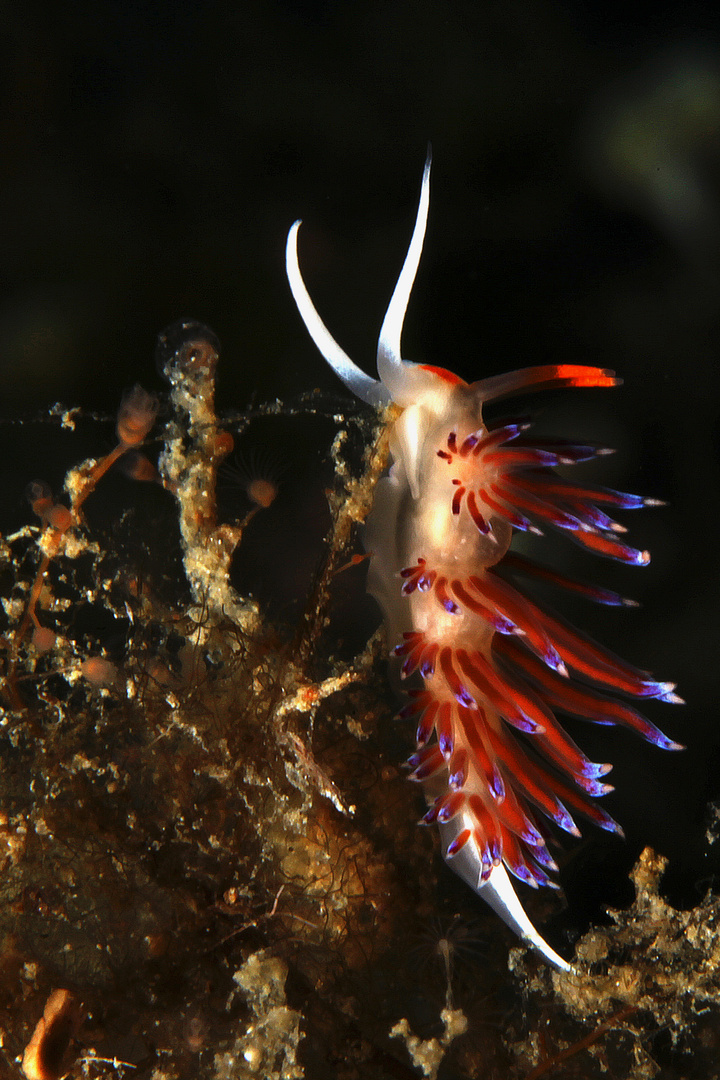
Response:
[442, 844, 574, 972]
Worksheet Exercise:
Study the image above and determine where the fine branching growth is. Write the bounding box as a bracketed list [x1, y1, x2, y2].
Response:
[0, 321, 476, 1080]
[510, 847, 720, 1079]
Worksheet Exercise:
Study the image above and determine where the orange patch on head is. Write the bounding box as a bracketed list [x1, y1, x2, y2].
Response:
[419, 364, 468, 386]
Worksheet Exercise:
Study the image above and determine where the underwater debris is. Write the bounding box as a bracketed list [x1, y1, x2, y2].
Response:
[213, 951, 303, 1080]
[156, 320, 251, 633]
[390, 1007, 468, 1080]
[510, 847, 720, 1078]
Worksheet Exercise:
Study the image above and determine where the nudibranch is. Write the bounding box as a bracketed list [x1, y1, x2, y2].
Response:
[286, 152, 681, 971]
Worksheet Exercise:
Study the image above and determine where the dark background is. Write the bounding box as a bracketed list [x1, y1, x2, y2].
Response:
[2, 0, 719, 927]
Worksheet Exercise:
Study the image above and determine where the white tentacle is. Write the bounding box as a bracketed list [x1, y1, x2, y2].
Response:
[438, 816, 572, 972]
[285, 221, 389, 406]
[376, 148, 433, 404]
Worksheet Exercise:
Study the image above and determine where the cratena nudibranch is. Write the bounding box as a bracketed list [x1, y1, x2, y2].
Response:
[285, 151, 682, 971]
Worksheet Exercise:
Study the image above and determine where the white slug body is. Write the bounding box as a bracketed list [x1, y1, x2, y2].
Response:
[286, 153, 680, 973]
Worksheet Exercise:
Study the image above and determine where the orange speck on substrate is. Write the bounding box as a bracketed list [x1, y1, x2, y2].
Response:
[44, 505, 73, 533]
[118, 450, 160, 484]
[298, 685, 320, 708]
[26, 480, 54, 521]
[332, 552, 371, 577]
[212, 430, 235, 460]
[224, 448, 283, 511]
[116, 384, 159, 448]
[79, 656, 118, 687]
[247, 477, 278, 509]
[32, 626, 57, 653]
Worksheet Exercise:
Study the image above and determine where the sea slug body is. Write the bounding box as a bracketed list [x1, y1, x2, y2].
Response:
[286, 152, 682, 971]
